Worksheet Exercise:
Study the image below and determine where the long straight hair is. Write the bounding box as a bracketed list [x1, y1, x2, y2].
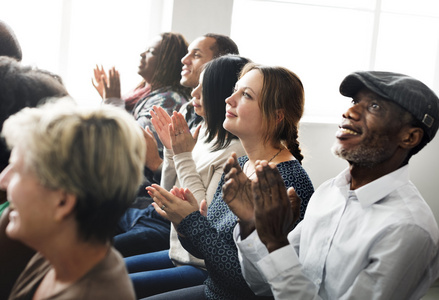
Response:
[202, 55, 250, 151]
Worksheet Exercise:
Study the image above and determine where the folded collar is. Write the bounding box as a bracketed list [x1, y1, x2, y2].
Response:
[334, 165, 410, 208]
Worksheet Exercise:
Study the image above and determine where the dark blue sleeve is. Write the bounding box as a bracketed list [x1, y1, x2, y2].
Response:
[177, 211, 208, 259]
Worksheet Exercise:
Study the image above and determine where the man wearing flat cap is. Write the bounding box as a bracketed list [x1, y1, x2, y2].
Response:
[226, 71, 439, 299]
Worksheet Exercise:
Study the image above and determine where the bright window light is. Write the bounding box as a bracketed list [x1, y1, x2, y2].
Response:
[2, 0, 439, 122]
[2, 0, 155, 107]
[231, 0, 439, 123]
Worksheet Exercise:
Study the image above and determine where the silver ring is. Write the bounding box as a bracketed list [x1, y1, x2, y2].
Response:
[161, 205, 166, 210]
[179, 131, 184, 134]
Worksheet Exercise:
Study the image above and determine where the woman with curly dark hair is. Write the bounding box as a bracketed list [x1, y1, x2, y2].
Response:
[92, 32, 191, 156]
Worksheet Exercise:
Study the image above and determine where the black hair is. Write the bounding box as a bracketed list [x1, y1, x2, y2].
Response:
[203, 33, 239, 58]
[202, 55, 250, 151]
[0, 21, 22, 61]
[0, 57, 68, 172]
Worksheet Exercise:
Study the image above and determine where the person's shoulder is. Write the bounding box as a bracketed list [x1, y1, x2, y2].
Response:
[157, 86, 188, 98]
[89, 248, 128, 278]
[387, 183, 439, 236]
[75, 248, 135, 300]
[6, 253, 48, 300]
[277, 160, 314, 194]
[277, 159, 311, 179]
[151, 87, 190, 106]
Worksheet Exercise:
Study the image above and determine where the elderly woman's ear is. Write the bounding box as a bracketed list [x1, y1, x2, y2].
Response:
[54, 191, 77, 222]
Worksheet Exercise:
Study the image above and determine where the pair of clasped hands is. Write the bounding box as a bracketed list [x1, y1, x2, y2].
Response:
[147, 108, 301, 251]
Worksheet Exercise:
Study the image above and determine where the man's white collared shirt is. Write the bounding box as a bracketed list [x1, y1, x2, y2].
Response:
[234, 165, 439, 299]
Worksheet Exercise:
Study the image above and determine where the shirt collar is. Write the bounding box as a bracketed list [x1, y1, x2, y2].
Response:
[334, 165, 410, 208]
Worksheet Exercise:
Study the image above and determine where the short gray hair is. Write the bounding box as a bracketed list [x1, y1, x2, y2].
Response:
[2, 99, 146, 242]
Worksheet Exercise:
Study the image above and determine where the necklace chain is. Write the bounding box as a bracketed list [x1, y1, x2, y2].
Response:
[244, 148, 284, 179]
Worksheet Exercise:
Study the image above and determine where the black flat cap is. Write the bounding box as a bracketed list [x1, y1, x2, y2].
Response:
[340, 71, 439, 142]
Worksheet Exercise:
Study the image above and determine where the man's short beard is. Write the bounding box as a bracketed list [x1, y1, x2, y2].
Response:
[331, 140, 393, 168]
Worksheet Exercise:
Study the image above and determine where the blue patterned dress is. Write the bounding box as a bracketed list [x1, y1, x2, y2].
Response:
[178, 156, 314, 299]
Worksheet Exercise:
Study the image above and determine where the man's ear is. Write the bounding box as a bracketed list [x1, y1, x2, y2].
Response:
[400, 126, 424, 150]
[54, 191, 77, 222]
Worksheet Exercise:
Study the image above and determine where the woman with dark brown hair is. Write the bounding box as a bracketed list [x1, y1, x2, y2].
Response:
[145, 63, 314, 299]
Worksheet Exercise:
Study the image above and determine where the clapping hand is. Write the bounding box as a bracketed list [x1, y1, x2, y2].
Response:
[147, 184, 199, 226]
[92, 65, 107, 99]
[151, 106, 200, 154]
[252, 161, 301, 253]
[150, 105, 173, 149]
[103, 67, 121, 99]
[169, 111, 200, 155]
[222, 153, 256, 239]
[141, 127, 162, 171]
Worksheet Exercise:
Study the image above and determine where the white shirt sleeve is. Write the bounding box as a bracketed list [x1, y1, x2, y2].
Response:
[237, 222, 438, 300]
[257, 243, 321, 300]
[234, 222, 321, 299]
[233, 225, 273, 296]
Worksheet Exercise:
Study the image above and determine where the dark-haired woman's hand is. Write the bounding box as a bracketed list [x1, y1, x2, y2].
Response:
[147, 184, 199, 226]
[169, 111, 199, 155]
[150, 105, 172, 149]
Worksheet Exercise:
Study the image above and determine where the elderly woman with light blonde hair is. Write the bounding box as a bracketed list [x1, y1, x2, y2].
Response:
[0, 100, 146, 300]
